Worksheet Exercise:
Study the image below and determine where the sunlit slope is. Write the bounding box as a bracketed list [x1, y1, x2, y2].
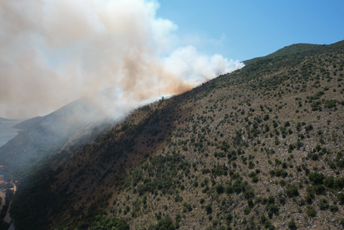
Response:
[8, 40, 344, 230]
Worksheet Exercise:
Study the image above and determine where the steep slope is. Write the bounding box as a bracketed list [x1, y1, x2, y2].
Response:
[7, 40, 344, 230]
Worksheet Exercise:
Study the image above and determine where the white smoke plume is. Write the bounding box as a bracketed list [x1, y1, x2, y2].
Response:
[0, 0, 244, 119]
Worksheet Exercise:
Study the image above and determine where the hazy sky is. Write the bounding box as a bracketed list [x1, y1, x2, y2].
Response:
[1, 0, 343, 118]
[156, 0, 344, 61]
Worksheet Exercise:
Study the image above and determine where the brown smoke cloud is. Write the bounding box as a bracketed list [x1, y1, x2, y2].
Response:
[0, 0, 244, 119]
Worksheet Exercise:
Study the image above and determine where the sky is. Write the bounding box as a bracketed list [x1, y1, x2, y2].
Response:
[156, 0, 344, 61]
[0, 0, 343, 119]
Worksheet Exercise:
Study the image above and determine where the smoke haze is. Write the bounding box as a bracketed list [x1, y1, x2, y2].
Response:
[0, 0, 244, 119]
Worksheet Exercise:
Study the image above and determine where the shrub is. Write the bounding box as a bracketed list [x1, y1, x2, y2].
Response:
[205, 204, 212, 214]
[226, 184, 233, 194]
[244, 207, 251, 215]
[318, 200, 329, 210]
[261, 215, 267, 224]
[324, 100, 337, 109]
[305, 125, 313, 132]
[338, 193, 344, 204]
[216, 184, 224, 194]
[268, 196, 275, 204]
[264, 220, 275, 230]
[330, 205, 338, 212]
[244, 188, 255, 199]
[155, 217, 175, 230]
[308, 172, 324, 185]
[268, 204, 279, 214]
[288, 220, 297, 229]
[287, 187, 299, 197]
[305, 195, 312, 204]
[307, 207, 316, 217]
[269, 170, 275, 177]
[313, 184, 325, 194]
[274, 137, 280, 146]
[225, 213, 232, 224]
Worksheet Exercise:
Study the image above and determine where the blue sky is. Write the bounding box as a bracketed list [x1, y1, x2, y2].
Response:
[156, 0, 344, 61]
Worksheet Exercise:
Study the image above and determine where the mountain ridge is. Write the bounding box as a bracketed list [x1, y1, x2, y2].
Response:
[243, 40, 344, 66]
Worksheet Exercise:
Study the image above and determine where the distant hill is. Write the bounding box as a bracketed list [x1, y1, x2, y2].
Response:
[12, 116, 44, 130]
[0, 117, 12, 121]
[5, 40, 344, 230]
[243, 39, 344, 65]
[0, 89, 128, 176]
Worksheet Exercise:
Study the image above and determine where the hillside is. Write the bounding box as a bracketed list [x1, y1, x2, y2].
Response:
[12, 116, 44, 130]
[4, 40, 344, 230]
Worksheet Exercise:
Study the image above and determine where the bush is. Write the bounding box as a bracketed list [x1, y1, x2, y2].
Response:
[330, 205, 338, 212]
[216, 184, 225, 194]
[305, 125, 313, 132]
[244, 207, 251, 215]
[269, 170, 276, 177]
[225, 213, 232, 224]
[205, 204, 212, 214]
[268, 195, 275, 204]
[308, 172, 324, 185]
[314, 185, 326, 195]
[307, 207, 316, 217]
[338, 193, 344, 204]
[288, 220, 297, 229]
[261, 215, 267, 224]
[155, 217, 175, 230]
[264, 220, 275, 230]
[226, 184, 233, 194]
[268, 204, 279, 214]
[318, 200, 329, 210]
[287, 187, 299, 197]
[305, 195, 313, 204]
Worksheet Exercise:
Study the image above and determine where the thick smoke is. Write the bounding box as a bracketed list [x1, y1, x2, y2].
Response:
[0, 0, 244, 119]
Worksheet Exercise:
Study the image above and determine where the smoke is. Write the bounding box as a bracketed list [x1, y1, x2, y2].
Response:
[0, 0, 244, 119]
